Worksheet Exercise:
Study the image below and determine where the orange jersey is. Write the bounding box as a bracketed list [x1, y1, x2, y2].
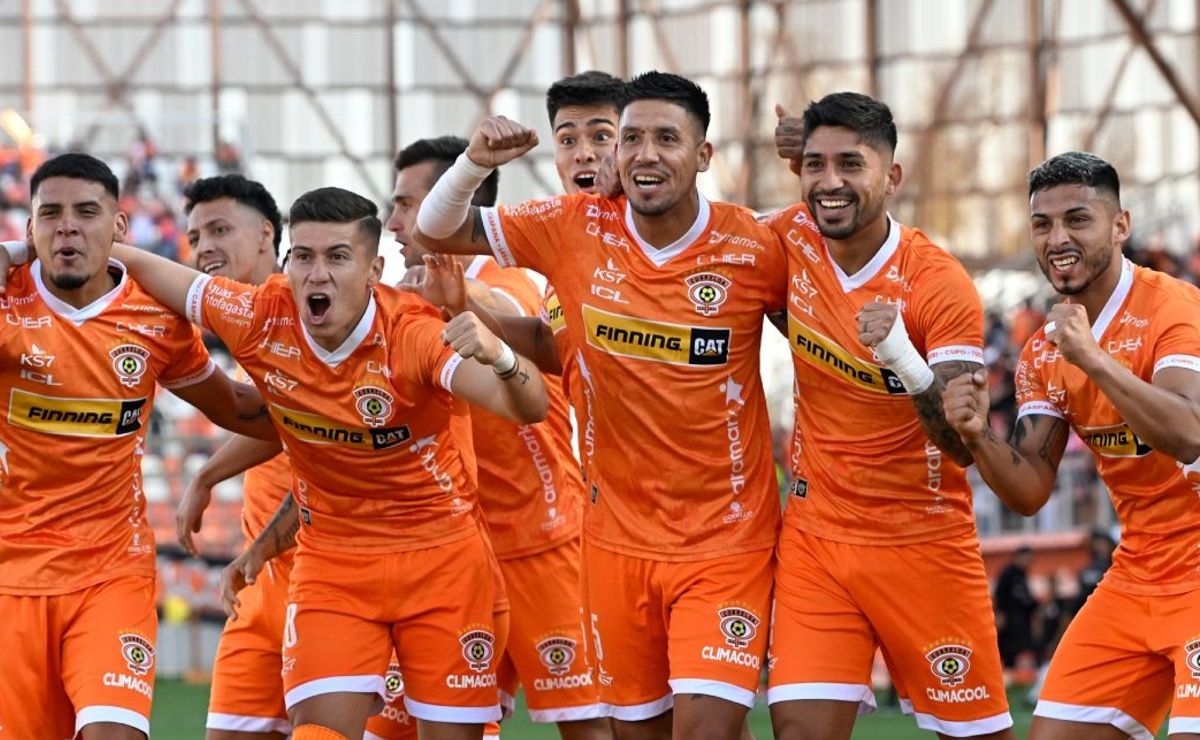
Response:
[233, 364, 294, 545]
[482, 193, 787, 560]
[541, 285, 595, 485]
[0, 260, 214, 594]
[464, 256, 583, 559]
[187, 274, 477, 553]
[1015, 260, 1200, 595]
[764, 204, 984, 545]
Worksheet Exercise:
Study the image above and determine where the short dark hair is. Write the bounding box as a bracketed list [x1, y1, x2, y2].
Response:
[184, 174, 284, 255]
[546, 70, 626, 125]
[288, 187, 382, 251]
[622, 71, 710, 135]
[393, 135, 499, 208]
[801, 92, 898, 154]
[1027, 151, 1121, 203]
[30, 152, 119, 201]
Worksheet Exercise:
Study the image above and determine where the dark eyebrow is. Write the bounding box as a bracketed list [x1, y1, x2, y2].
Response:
[587, 117, 616, 127]
[554, 121, 579, 133]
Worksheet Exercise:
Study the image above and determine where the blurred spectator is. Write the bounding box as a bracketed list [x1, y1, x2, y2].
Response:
[216, 139, 242, 174]
[1076, 529, 1116, 610]
[995, 546, 1038, 668]
[1008, 297, 1044, 352]
[177, 155, 199, 195]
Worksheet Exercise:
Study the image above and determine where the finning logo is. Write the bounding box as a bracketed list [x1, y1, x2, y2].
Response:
[584, 304, 730, 366]
[110, 344, 149, 388]
[119, 632, 155, 676]
[459, 626, 496, 673]
[353, 386, 394, 428]
[1079, 423, 1153, 458]
[685, 272, 731, 317]
[717, 606, 760, 649]
[383, 663, 405, 700]
[925, 643, 972, 687]
[536, 636, 577, 676]
[788, 313, 906, 395]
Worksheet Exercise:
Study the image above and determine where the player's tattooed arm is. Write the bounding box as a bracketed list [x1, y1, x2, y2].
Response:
[254, 493, 300, 561]
[943, 370, 1070, 515]
[911, 360, 981, 467]
[173, 372, 279, 442]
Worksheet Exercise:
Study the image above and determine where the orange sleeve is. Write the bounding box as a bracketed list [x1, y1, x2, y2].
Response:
[911, 255, 985, 366]
[391, 298, 460, 392]
[1014, 337, 1063, 420]
[479, 268, 541, 317]
[479, 194, 581, 276]
[158, 321, 216, 389]
[184, 274, 266, 357]
[1151, 309, 1200, 377]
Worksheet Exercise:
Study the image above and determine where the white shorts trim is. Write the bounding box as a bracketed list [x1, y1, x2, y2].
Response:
[1034, 700, 1153, 740]
[900, 700, 1013, 738]
[669, 678, 755, 709]
[207, 712, 291, 733]
[527, 702, 609, 723]
[76, 705, 150, 734]
[600, 693, 673, 722]
[1170, 716, 1200, 734]
[403, 695, 502, 724]
[766, 682, 876, 716]
[284, 674, 386, 710]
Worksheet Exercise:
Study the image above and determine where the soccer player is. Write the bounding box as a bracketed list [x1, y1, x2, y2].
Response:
[943, 151, 1200, 740]
[8, 185, 551, 740]
[415, 71, 786, 740]
[384, 134, 609, 740]
[0, 153, 277, 740]
[763, 93, 1014, 739]
[173, 174, 296, 740]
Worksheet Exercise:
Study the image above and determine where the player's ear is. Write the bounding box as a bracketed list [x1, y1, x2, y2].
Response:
[366, 254, 384, 287]
[697, 140, 713, 173]
[260, 219, 275, 254]
[1113, 207, 1132, 246]
[113, 211, 129, 241]
[886, 162, 902, 196]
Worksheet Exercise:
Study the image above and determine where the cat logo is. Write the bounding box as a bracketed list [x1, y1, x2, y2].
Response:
[1079, 423, 1153, 458]
[9, 389, 145, 437]
[353, 386, 394, 428]
[584, 304, 730, 366]
[110, 344, 149, 388]
[685, 272, 731, 317]
[925, 643, 972, 687]
[788, 313, 906, 394]
[120, 632, 155, 676]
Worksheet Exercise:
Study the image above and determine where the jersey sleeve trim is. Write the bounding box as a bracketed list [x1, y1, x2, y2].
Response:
[490, 288, 527, 317]
[160, 359, 216, 389]
[1016, 401, 1065, 420]
[480, 207, 516, 268]
[439, 353, 464, 392]
[185, 274, 212, 327]
[1154, 354, 1200, 376]
[927, 345, 985, 365]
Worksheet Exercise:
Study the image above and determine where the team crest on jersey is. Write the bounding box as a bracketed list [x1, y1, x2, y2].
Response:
[536, 635, 577, 676]
[459, 626, 496, 673]
[717, 605, 761, 649]
[119, 632, 155, 676]
[383, 662, 405, 700]
[925, 642, 972, 687]
[353, 386, 394, 428]
[110, 344, 150, 388]
[685, 272, 731, 317]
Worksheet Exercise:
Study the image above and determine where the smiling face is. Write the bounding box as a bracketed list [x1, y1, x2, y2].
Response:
[285, 220, 383, 349]
[188, 197, 275, 281]
[1029, 183, 1129, 296]
[617, 99, 711, 217]
[552, 104, 618, 193]
[29, 176, 127, 294]
[798, 125, 899, 241]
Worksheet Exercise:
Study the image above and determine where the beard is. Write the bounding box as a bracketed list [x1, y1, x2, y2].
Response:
[1041, 244, 1113, 296]
[50, 271, 89, 291]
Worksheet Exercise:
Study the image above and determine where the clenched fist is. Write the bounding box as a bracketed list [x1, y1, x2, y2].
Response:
[857, 301, 899, 349]
[443, 311, 504, 365]
[942, 369, 990, 443]
[466, 115, 539, 169]
[1044, 303, 1101, 369]
[775, 103, 805, 177]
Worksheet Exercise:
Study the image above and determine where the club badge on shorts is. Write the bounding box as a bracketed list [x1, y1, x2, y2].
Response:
[119, 632, 155, 676]
[384, 662, 405, 700]
[925, 642, 972, 687]
[459, 625, 496, 673]
[1185, 637, 1200, 680]
[717, 604, 761, 649]
[536, 635, 578, 676]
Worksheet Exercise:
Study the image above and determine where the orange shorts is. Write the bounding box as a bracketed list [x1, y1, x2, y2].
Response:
[497, 537, 604, 722]
[585, 543, 772, 721]
[0, 575, 157, 739]
[768, 526, 1012, 737]
[207, 553, 293, 735]
[1035, 582, 1200, 738]
[282, 531, 501, 724]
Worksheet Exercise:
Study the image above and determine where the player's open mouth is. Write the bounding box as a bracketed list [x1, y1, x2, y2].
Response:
[633, 173, 665, 191]
[201, 260, 226, 275]
[307, 293, 331, 321]
[573, 171, 597, 189]
[814, 195, 854, 216]
[1048, 252, 1081, 277]
[55, 247, 80, 259]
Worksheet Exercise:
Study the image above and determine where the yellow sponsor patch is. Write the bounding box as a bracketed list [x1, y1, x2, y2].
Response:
[583, 304, 730, 366]
[269, 403, 411, 451]
[8, 388, 145, 437]
[788, 313, 906, 395]
[1079, 423, 1152, 458]
[545, 293, 566, 334]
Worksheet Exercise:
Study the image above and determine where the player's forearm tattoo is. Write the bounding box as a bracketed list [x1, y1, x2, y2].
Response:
[1009, 415, 1068, 469]
[253, 494, 298, 559]
[912, 360, 979, 468]
[470, 209, 487, 244]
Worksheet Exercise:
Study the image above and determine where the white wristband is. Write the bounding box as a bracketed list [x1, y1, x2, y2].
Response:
[2, 240, 28, 265]
[874, 311, 935, 395]
[416, 152, 494, 239]
[491, 343, 517, 376]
